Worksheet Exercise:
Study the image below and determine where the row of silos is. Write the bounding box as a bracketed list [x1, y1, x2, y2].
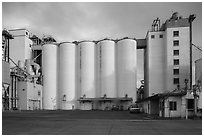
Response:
[42, 38, 137, 110]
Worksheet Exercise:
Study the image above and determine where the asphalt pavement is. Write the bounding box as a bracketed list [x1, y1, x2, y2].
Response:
[2, 110, 202, 135]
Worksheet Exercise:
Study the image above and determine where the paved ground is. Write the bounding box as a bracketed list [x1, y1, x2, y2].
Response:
[2, 110, 202, 135]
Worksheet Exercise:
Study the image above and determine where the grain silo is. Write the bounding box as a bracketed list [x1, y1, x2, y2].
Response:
[117, 38, 137, 102]
[97, 39, 117, 98]
[58, 42, 76, 110]
[42, 43, 58, 110]
[78, 41, 96, 110]
[78, 41, 96, 98]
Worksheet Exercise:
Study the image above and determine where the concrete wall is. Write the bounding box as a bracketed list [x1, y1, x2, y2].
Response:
[164, 96, 182, 117]
[145, 31, 165, 97]
[80, 102, 92, 110]
[165, 27, 190, 91]
[9, 29, 32, 67]
[18, 82, 28, 110]
[139, 100, 150, 114]
[195, 59, 202, 109]
[18, 81, 42, 110]
[195, 59, 202, 83]
[2, 61, 10, 85]
[145, 26, 190, 98]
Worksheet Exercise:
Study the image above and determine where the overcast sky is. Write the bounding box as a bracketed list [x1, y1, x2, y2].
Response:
[2, 2, 202, 87]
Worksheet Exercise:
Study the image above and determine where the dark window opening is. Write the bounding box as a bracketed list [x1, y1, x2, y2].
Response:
[151, 35, 155, 39]
[187, 99, 194, 109]
[173, 50, 179, 56]
[173, 69, 179, 75]
[173, 40, 179, 46]
[173, 78, 179, 84]
[173, 31, 179, 37]
[169, 101, 177, 111]
[159, 35, 163, 38]
[174, 59, 179, 65]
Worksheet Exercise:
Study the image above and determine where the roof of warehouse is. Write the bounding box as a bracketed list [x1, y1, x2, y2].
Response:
[136, 90, 187, 103]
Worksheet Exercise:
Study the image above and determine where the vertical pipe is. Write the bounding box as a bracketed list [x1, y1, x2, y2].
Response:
[14, 77, 16, 108]
[7, 39, 9, 62]
[189, 20, 192, 90]
[11, 76, 13, 109]
[15, 76, 17, 108]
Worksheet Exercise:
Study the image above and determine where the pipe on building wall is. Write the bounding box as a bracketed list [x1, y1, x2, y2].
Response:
[189, 14, 196, 89]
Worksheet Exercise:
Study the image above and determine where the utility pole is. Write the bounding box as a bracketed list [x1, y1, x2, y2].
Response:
[188, 14, 196, 118]
[188, 14, 196, 90]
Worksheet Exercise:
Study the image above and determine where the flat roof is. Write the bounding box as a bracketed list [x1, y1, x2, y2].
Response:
[136, 91, 187, 103]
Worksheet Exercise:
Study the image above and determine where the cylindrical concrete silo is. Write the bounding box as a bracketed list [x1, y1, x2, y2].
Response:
[95, 42, 101, 98]
[98, 39, 116, 98]
[78, 41, 96, 98]
[77, 41, 96, 110]
[58, 42, 76, 110]
[42, 43, 58, 110]
[117, 38, 137, 102]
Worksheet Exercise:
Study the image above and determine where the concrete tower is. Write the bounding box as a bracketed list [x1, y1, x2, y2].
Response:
[144, 13, 191, 98]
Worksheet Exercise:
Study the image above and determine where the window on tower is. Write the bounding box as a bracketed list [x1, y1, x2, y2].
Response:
[173, 40, 179, 46]
[173, 78, 179, 84]
[173, 50, 179, 56]
[173, 69, 179, 75]
[173, 31, 179, 37]
[174, 59, 179, 65]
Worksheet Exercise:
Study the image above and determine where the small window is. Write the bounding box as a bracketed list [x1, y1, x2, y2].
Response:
[173, 31, 179, 37]
[173, 78, 179, 84]
[38, 91, 41, 96]
[187, 99, 194, 109]
[173, 50, 179, 56]
[173, 40, 179, 46]
[169, 101, 177, 111]
[173, 69, 179, 75]
[151, 35, 155, 39]
[159, 35, 163, 38]
[174, 59, 179, 65]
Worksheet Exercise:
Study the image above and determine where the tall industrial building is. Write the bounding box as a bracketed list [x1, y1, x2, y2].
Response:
[144, 12, 191, 98]
[2, 29, 43, 111]
[9, 29, 33, 68]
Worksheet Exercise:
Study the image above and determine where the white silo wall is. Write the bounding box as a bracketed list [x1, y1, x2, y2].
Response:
[95, 43, 101, 98]
[98, 40, 117, 98]
[117, 39, 137, 101]
[59, 42, 76, 110]
[42, 44, 58, 110]
[75, 44, 81, 109]
[78, 41, 96, 98]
